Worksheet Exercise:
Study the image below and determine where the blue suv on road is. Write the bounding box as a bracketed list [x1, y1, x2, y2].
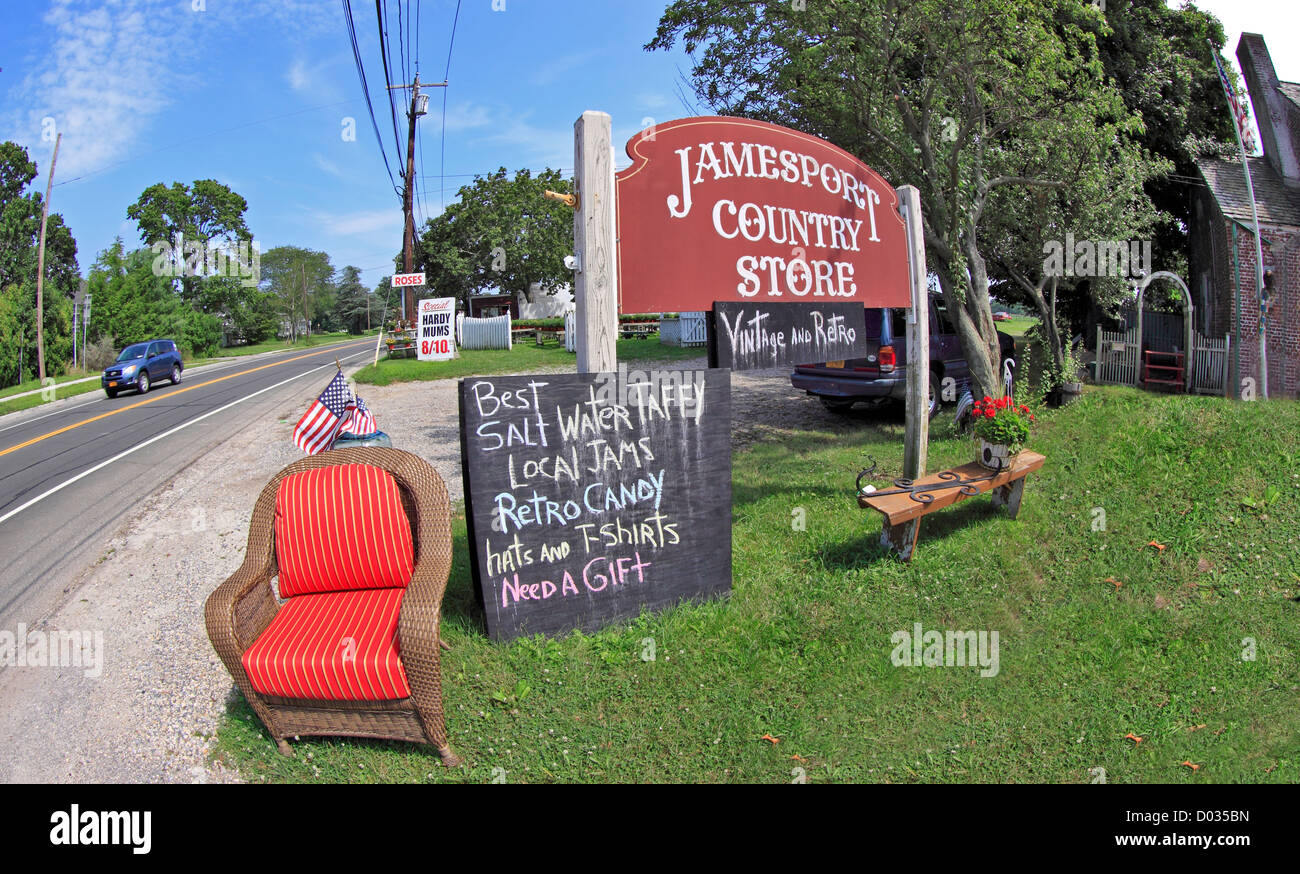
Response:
[102, 339, 183, 398]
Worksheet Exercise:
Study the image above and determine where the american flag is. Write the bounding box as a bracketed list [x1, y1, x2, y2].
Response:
[346, 394, 377, 436]
[293, 371, 353, 455]
[1211, 49, 1258, 154]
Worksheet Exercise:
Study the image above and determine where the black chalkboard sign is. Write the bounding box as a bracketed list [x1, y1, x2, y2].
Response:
[458, 369, 732, 641]
[708, 302, 868, 371]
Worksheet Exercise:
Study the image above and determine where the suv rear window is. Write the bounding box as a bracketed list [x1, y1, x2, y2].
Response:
[890, 308, 907, 341]
[864, 309, 882, 337]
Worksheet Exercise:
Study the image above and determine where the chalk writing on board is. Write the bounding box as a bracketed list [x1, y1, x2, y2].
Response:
[708, 301, 868, 371]
[458, 369, 732, 641]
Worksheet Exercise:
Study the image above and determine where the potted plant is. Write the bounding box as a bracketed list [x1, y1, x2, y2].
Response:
[970, 395, 1034, 470]
[1058, 338, 1084, 404]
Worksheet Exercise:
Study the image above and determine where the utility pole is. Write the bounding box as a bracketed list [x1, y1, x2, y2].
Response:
[388, 72, 445, 322]
[35, 132, 61, 382]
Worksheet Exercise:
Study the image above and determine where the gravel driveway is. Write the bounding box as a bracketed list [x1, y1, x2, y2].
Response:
[0, 354, 870, 783]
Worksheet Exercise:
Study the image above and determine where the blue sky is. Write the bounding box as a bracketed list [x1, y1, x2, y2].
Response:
[0, 0, 695, 289]
[0, 0, 1295, 291]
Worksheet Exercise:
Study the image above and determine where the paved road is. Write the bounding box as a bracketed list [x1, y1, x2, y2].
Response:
[0, 338, 375, 632]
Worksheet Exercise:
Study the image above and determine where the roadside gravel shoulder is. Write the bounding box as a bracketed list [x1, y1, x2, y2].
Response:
[0, 354, 860, 783]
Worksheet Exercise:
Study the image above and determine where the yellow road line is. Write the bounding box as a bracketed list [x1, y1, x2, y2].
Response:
[0, 342, 367, 460]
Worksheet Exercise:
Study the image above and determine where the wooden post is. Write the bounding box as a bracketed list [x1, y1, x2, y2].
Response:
[35, 132, 61, 382]
[898, 184, 929, 480]
[573, 111, 617, 374]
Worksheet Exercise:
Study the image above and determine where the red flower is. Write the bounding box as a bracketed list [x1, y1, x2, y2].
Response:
[985, 408, 995, 418]
[982, 396, 992, 405]
[1029, 414, 1035, 421]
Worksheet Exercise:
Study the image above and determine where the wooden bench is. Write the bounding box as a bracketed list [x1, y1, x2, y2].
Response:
[859, 450, 1045, 561]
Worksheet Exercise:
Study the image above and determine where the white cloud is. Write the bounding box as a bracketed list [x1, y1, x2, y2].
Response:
[443, 101, 492, 132]
[312, 153, 346, 179]
[288, 59, 312, 92]
[1, 0, 195, 177]
[0, 0, 341, 180]
[311, 208, 402, 238]
[529, 49, 600, 87]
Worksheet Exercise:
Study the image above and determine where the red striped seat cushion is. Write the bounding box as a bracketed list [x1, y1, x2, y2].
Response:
[241, 587, 411, 701]
[275, 464, 415, 597]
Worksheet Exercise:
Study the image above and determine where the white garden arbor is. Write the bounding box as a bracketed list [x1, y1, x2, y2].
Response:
[1095, 271, 1230, 395]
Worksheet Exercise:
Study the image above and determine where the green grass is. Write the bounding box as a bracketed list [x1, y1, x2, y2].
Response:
[352, 335, 704, 386]
[212, 386, 1300, 783]
[0, 368, 101, 400]
[0, 370, 106, 416]
[997, 315, 1038, 338]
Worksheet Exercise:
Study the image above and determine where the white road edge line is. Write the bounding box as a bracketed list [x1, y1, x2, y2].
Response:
[0, 339, 372, 436]
[0, 351, 370, 526]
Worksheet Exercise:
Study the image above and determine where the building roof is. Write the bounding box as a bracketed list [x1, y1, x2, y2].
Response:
[1197, 155, 1300, 228]
[1279, 81, 1300, 113]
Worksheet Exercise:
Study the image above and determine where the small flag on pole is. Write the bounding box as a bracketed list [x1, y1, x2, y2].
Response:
[1211, 50, 1258, 153]
[346, 394, 378, 436]
[293, 370, 353, 455]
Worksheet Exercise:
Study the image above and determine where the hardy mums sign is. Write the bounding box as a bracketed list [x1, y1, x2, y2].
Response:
[615, 116, 909, 314]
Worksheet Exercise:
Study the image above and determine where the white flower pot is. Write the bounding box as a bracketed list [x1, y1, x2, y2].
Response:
[976, 438, 1017, 471]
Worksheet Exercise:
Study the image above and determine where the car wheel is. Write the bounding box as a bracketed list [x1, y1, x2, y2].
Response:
[820, 397, 855, 414]
[928, 371, 942, 420]
[170, 364, 182, 385]
[138, 372, 150, 395]
[105, 388, 117, 399]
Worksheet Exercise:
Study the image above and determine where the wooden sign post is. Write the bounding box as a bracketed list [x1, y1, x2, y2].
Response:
[897, 185, 929, 480]
[573, 111, 618, 374]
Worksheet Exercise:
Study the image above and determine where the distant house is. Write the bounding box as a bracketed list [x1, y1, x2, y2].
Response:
[1191, 33, 1300, 399]
[517, 283, 573, 319]
[467, 292, 516, 319]
[469, 283, 574, 319]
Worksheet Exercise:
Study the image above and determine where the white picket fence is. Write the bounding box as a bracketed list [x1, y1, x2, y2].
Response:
[1095, 326, 1140, 386]
[1192, 333, 1230, 395]
[564, 311, 576, 352]
[661, 312, 707, 347]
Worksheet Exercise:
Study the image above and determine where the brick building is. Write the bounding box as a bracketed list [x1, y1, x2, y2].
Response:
[1192, 33, 1300, 399]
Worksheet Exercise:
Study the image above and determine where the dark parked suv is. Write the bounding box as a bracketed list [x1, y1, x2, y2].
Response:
[102, 339, 183, 398]
[791, 295, 1014, 418]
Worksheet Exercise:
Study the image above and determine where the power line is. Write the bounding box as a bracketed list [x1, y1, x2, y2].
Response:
[376, 0, 405, 173]
[343, 0, 401, 195]
[439, 0, 463, 210]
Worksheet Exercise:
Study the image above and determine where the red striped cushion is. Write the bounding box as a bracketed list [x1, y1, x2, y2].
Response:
[275, 464, 415, 597]
[241, 587, 411, 701]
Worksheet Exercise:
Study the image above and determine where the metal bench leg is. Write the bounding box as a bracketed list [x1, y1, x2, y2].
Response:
[881, 518, 922, 562]
[991, 478, 1026, 519]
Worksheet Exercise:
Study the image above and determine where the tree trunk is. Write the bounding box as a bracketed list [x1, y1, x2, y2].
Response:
[936, 260, 1000, 398]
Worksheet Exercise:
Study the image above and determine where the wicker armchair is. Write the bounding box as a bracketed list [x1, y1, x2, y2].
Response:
[205, 447, 459, 765]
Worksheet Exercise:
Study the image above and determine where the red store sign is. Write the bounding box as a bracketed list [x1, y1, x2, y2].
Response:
[615, 116, 909, 314]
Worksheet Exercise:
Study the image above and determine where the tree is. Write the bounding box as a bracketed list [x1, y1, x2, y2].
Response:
[260, 246, 336, 342]
[332, 265, 373, 334]
[1094, 0, 1235, 267]
[650, 0, 1154, 396]
[0, 141, 78, 385]
[86, 240, 221, 358]
[415, 168, 574, 312]
[126, 179, 252, 304]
